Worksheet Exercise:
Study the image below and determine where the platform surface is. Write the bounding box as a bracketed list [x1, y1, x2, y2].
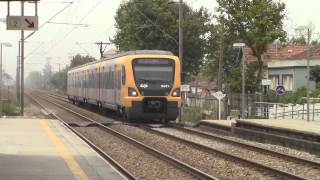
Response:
[0, 118, 125, 180]
[200, 120, 235, 127]
[238, 119, 320, 135]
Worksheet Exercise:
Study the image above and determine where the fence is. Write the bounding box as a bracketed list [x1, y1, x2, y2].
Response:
[254, 102, 320, 121]
[181, 92, 266, 120]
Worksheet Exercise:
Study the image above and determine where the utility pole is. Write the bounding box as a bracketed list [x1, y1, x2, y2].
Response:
[217, 18, 224, 91]
[0, 44, 2, 117]
[177, 0, 184, 123]
[241, 47, 246, 118]
[20, 1, 25, 116]
[179, 0, 183, 82]
[95, 42, 111, 58]
[233, 43, 246, 119]
[17, 41, 20, 103]
[306, 28, 311, 122]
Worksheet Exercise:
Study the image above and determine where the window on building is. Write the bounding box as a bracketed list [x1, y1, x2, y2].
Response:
[282, 74, 293, 91]
[269, 75, 279, 90]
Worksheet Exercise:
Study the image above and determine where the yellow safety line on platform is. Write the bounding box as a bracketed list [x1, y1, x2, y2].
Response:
[40, 120, 89, 180]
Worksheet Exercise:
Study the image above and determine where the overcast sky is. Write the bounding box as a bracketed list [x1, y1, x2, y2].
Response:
[0, 0, 320, 77]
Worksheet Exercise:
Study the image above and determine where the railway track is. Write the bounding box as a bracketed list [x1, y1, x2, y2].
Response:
[142, 125, 320, 179]
[35, 92, 320, 179]
[28, 92, 217, 180]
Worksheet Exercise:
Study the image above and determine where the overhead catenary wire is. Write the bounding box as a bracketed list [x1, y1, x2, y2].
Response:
[24, 1, 74, 40]
[133, 2, 178, 45]
[30, 0, 103, 61]
[44, 0, 103, 57]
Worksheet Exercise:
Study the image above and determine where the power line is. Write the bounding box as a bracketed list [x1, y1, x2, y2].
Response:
[35, 0, 103, 60]
[24, 1, 74, 40]
[133, 2, 178, 45]
[47, 0, 103, 55]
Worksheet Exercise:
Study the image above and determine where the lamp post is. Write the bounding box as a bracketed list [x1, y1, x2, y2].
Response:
[0, 42, 12, 117]
[233, 43, 246, 118]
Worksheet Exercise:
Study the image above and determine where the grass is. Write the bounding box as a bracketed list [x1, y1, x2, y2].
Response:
[182, 106, 204, 124]
[2, 99, 20, 116]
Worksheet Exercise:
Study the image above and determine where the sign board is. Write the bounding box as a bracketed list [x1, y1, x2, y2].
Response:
[180, 84, 190, 92]
[212, 91, 226, 100]
[233, 43, 245, 47]
[7, 16, 38, 30]
[261, 79, 272, 86]
[275, 85, 285, 95]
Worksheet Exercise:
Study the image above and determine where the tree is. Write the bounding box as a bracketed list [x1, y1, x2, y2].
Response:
[49, 54, 96, 92]
[217, 0, 287, 81]
[51, 69, 68, 92]
[26, 71, 42, 89]
[202, 18, 260, 93]
[112, 0, 212, 80]
[310, 65, 320, 83]
[70, 54, 96, 68]
[288, 36, 307, 45]
[42, 61, 52, 89]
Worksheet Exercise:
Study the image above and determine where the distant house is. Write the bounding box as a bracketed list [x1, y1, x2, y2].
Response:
[244, 44, 320, 91]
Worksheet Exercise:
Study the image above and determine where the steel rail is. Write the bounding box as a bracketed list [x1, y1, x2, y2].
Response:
[139, 125, 306, 180]
[27, 93, 137, 180]
[44, 92, 316, 179]
[170, 125, 320, 167]
[33, 93, 218, 180]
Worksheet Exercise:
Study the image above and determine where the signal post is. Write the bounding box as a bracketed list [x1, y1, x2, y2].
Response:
[2, 0, 39, 116]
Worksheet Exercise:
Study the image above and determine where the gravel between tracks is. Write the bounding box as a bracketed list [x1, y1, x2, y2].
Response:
[45, 93, 320, 161]
[37, 92, 320, 179]
[110, 124, 280, 179]
[75, 127, 195, 180]
[155, 127, 320, 179]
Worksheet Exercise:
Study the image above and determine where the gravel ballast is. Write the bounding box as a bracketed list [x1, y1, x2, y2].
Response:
[110, 124, 280, 179]
[75, 127, 195, 179]
[156, 127, 320, 179]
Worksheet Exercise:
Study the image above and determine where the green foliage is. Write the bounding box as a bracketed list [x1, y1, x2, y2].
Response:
[224, 63, 260, 93]
[3, 100, 19, 116]
[266, 87, 307, 104]
[70, 54, 96, 68]
[51, 69, 68, 92]
[288, 35, 307, 45]
[217, 0, 287, 80]
[183, 107, 203, 123]
[50, 54, 96, 92]
[112, 0, 212, 79]
[310, 65, 320, 83]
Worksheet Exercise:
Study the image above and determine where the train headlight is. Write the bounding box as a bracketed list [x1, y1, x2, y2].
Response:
[171, 88, 180, 97]
[128, 87, 138, 97]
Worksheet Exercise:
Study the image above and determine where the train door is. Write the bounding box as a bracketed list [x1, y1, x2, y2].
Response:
[99, 66, 104, 103]
[115, 64, 122, 105]
[80, 71, 83, 98]
[84, 69, 87, 99]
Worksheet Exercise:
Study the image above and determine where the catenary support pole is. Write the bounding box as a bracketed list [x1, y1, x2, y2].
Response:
[20, 1, 25, 116]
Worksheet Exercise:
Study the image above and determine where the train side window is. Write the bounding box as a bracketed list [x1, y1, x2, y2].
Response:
[121, 65, 126, 85]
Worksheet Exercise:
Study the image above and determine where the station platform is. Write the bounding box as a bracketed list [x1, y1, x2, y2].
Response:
[236, 119, 320, 135]
[0, 118, 125, 180]
[200, 120, 235, 128]
[199, 119, 320, 135]
[199, 119, 320, 154]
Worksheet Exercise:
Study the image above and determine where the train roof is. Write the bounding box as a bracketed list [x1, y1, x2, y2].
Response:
[68, 50, 174, 72]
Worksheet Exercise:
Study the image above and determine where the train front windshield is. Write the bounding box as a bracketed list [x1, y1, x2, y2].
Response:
[133, 59, 174, 85]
